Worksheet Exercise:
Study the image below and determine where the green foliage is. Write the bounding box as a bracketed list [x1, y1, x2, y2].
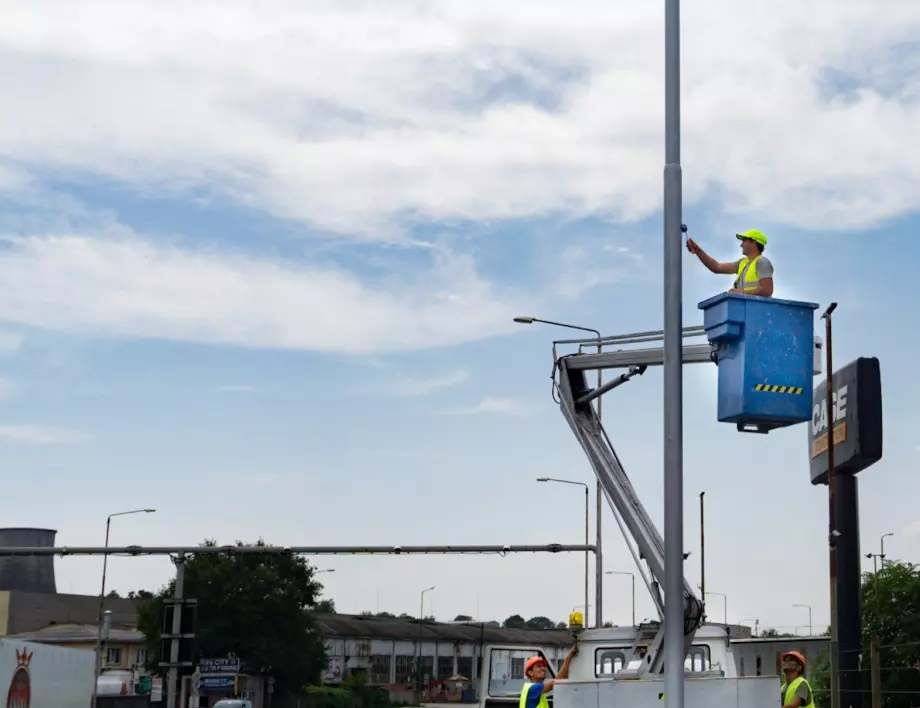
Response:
[315, 599, 336, 614]
[502, 615, 526, 629]
[136, 539, 329, 699]
[525, 616, 555, 630]
[453, 615, 473, 622]
[761, 628, 797, 638]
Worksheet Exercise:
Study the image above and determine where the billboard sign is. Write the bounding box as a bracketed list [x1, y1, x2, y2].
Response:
[199, 657, 240, 674]
[808, 357, 882, 485]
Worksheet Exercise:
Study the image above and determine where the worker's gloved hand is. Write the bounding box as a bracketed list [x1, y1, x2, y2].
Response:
[685, 237, 699, 254]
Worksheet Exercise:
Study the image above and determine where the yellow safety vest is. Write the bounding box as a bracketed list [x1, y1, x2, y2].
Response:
[519, 682, 550, 708]
[734, 255, 763, 292]
[781, 676, 815, 708]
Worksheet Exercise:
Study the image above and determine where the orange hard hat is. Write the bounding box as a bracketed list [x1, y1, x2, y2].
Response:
[524, 656, 549, 674]
[782, 651, 807, 667]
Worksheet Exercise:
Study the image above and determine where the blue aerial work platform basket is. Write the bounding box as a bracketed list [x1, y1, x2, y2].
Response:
[698, 293, 819, 433]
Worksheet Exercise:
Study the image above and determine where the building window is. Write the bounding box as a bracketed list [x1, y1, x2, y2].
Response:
[369, 655, 391, 684]
[437, 656, 453, 680]
[510, 657, 524, 680]
[395, 656, 414, 684]
[418, 656, 434, 683]
[105, 648, 122, 666]
[457, 657, 473, 680]
[135, 648, 147, 667]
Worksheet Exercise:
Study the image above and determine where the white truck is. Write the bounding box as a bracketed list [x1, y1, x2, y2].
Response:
[462, 331, 783, 708]
[0, 637, 95, 708]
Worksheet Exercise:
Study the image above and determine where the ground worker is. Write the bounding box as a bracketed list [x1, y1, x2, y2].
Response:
[780, 651, 815, 708]
[685, 229, 774, 297]
[519, 647, 578, 708]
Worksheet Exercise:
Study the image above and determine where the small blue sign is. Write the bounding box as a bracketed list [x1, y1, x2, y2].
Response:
[200, 675, 236, 691]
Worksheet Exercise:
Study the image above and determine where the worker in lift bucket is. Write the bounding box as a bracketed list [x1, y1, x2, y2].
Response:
[520, 648, 578, 708]
[685, 229, 774, 297]
[780, 651, 815, 708]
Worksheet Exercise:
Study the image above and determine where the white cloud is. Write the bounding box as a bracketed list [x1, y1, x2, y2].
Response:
[0, 378, 15, 399]
[442, 396, 526, 416]
[0, 1, 917, 236]
[0, 329, 24, 354]
[0, 424, 89, 444]
[0, 231, 525, 354]
[387, 370, 470, 397]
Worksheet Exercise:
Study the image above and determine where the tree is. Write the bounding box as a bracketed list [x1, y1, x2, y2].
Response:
[503, 615, 526, 629]
[525, 617, 555, 630]
[106, 590, 120, 598]
[556, 622, 567, 629]
[136, 540, 327, 700]
[811, 562, 920, 708]
[760, 628, 796, 638]
[128, 590, 154, 600]
[314, 599, 335, 614]
[454, 614, 474, 622]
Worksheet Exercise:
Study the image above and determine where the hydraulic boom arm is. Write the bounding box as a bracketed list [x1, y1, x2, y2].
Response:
[554, 336, 709, 676]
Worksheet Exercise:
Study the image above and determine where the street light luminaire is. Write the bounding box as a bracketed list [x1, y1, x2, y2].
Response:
[514, 317, 536, 324]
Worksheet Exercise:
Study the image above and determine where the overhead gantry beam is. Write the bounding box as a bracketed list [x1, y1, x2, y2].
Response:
[0, 543, 596, 557]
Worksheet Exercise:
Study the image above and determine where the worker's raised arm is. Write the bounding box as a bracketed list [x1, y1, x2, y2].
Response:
[554, 646, 579, 682]
[685, 238, 736, 274]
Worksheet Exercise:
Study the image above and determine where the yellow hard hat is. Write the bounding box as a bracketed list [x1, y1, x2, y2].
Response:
[736, 229, 767, 246]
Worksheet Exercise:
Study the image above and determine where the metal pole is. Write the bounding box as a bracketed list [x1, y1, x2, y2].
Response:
[663, 0, 685, 698]
[823, 302, 840, 708]
[631, 574, 636, 627]
[881, 533, 893, 567]
[166, 553, 186, 708]
[699, 492, 705, 621]
[585, 485, 590, 628]
[90, 517, 113, 708]
[596, 341, 604, 630]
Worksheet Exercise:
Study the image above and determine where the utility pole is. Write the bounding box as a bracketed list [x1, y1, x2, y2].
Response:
[662, 0, 685, 701]
[699, 492, 706, 620]
[822, 302, 840, 708]
[166, 553, 186, 708]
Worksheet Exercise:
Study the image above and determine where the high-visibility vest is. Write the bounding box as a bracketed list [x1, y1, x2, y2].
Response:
[519, 682, 550, 708]
[735, 256, 764, 292]
[781, 676, 815, 708]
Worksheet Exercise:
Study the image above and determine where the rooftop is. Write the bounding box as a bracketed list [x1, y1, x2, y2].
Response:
[8, 623, 145, 644]
[314, 614, 573, 645]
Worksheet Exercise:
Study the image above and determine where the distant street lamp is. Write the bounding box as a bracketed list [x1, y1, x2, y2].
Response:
[793, 604, 813, 636]
[606, 571, 636, 627]
[517, 316, 604, 627]
[739, 618, 759, 636]
[881, 533, 894, 567]
[538, 477, 589, 626]
[416, 586, 435, 692]
[315, 569, 335, 574]
[92, 508, 156, 707]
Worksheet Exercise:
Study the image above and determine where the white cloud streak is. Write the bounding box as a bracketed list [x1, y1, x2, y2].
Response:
[0, 424, 89, 444]
[0, 1, 917, 236]
[442, 396, 525, 416]
[0, 231, 525, 354]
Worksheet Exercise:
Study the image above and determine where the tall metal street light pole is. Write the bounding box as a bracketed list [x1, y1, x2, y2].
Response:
[606, 571, 636, 627]
[416, 586, 435, 694]
[91, 508, 156, 708]
[515, 316, 604, 628]
[538, 477, 589, 624]
[880, 533, 894, 567]
[793, 604, 813, 636]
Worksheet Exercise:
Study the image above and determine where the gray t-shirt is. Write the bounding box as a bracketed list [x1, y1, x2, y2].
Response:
[732, 256, 773, 288]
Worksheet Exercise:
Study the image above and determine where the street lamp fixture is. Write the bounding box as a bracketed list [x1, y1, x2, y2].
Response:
[606, 571, 636, 627]
[793, 604, 813, 636]
[92, 508, 157, 706]
[517, 315, 604, 628]
[538, 477, 590, 626]
[881, 533, 894, 567]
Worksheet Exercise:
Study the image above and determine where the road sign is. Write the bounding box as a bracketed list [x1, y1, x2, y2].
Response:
[200, 657, 241, 674]
[199, 675, 236, 691]
[150, 678, 163, 703]
[809, 357, 883, 484]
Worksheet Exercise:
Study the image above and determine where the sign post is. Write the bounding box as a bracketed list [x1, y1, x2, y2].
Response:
[809, 353, 882, 708]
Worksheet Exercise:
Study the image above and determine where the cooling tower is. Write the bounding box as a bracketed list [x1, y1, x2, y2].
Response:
[0, 528, 57, 593]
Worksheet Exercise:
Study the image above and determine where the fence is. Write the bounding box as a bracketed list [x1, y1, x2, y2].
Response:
[810, 638, 920, 708]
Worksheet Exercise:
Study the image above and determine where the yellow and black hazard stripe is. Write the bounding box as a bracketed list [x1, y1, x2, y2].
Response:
[754, 383, 804, 394]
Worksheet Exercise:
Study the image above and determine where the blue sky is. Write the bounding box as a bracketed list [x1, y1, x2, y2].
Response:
[1, 0, 918, 634]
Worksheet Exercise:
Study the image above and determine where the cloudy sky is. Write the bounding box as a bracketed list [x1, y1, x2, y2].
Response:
[1, 0, 918, 633]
